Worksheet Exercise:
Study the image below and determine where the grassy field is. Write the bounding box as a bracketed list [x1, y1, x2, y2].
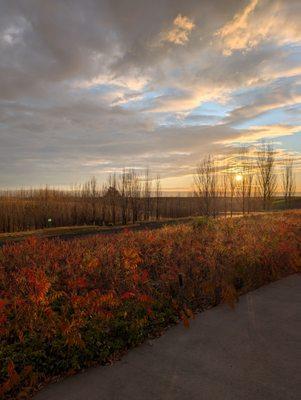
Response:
[0, 217, 196, 245]
[0, 224, 131, 243]
[0, 212, 275, 245]
[0, 211, 300, 399]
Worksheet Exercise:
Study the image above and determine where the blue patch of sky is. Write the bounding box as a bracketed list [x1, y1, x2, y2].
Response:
[285, 43, 301, 60]
[120, 89, 164, 110]
[86, 83, 117, 94]
[231, 74, 300, 108]
[277, 132, 301, 153]
[231, 86, 261, 107]
[233, 101, 301, 130]
[192, 101, 232, 116]
[183, 101, 234, 126]
[156, 114, 185, 127]
[121, 87, 185, 111]
[234, 108, 293, 130]
[285, 103, 301, 124]
[153, 101, 236, 128]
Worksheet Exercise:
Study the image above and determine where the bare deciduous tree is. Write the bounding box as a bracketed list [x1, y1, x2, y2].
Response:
[282, 158, 295, 208]
[228, 171, 237, 217]
[143, 167, 152, 221]
[221, 171, 228, 216]
[88, 176, 98, 224]
[246, 163, 254, 214]
[155, 174, 161, 220]
[257, 143, 277, 210]
[194, 156, 217, 217]
[103, 174, 119, 225]
[119, 169, 130, 225]
[128, 170, 141, 223]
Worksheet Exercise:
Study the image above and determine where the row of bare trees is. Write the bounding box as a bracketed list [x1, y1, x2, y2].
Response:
[194, 143, 296, 216]
[0, 169, 164, 232]
[0, 143, 298, 232]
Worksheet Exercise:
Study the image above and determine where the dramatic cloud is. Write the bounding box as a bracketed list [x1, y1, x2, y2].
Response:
[219, 125, 301, 144]
[158, 14, 195, 45]
[216, 0, 301, 56]
[0, 0, 300, 190]
[216, 0, 261, 55]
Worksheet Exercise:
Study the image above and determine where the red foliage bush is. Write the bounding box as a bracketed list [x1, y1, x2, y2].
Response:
[0, 212, 300, 398]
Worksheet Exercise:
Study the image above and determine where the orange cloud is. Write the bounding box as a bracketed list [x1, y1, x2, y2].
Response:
[216, 0, 301, 56]
[159, 14, 195, 45]
[219, 124, 301, 144]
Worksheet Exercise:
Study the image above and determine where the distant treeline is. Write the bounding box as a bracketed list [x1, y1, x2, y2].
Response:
[0, 144, 298, 233]
[0, 170, 196, 232]
[0, 186, 263, 233]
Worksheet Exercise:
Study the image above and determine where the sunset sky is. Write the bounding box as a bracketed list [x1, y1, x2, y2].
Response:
[1, 0, 301, 191]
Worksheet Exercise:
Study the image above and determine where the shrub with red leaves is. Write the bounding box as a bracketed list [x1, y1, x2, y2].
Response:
[0, 211, 300, 398]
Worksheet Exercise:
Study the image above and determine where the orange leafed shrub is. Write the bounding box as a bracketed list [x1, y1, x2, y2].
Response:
[0, 211, 300, 399]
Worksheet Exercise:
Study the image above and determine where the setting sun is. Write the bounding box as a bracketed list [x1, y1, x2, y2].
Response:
[235, 174, 243, 182]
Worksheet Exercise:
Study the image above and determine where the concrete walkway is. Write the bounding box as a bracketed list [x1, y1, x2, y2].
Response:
[35, 274, 301, 400]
